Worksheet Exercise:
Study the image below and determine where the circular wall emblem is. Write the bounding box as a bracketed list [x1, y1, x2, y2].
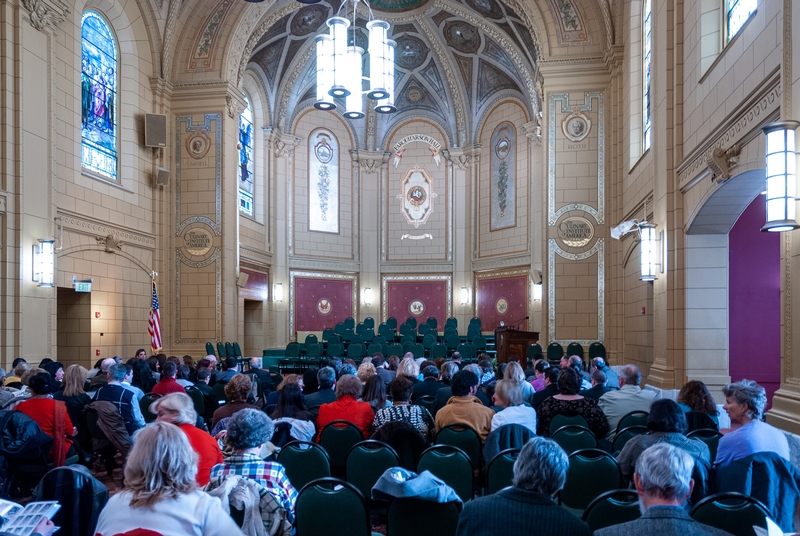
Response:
[558, 216, 595, 248]
[562, 108, 591, 142]
[183, 228, 213, 256]
[406, 186, 427, 209]
[496, 297, 509, 315]
[317, 298, 332, 315]
[186, 127, 211, 159]
[409, 300, 425, 316]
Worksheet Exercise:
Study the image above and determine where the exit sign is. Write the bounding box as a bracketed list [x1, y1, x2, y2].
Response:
[75, 282, 92, 292]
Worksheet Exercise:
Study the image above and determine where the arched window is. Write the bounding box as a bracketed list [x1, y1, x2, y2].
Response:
[642, 0, 652, 152]
[726, 0, 756, 42]
[81, 11, 118, 181]
[238, 93, 255, 216]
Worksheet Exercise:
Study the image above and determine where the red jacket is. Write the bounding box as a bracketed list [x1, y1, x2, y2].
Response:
[152, 376, 186, 396]
[315, 396, 374, 442]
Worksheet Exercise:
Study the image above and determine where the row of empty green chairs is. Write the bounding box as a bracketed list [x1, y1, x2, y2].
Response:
[205, 341, 242, 359]
[545, 341, 607, 364]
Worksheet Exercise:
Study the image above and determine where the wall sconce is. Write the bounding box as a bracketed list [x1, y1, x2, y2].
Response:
[273, 282, 283, 302]
[761, 121, 800, 232]
[461, 286, 470, 306]
[639, 222, 662, 281]
[533, 283, 542, 301]
[33, 239, 55, 288]
[364, 287, 372, 305]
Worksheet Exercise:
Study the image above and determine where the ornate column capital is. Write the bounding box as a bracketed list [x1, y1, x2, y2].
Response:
[269, 130, 300, 157]
[443, 146, 481, 171]
[22, 0, 69, 31]
[522, 119, 543, 147]
[350, 150, 392, 174]
[226, 87, 247, 119]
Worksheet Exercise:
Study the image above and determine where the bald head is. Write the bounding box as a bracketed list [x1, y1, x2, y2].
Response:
[620, 364, 642, 386]
[100, 358, 116, 372]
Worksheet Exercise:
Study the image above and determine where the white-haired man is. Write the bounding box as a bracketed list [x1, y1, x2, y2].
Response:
[595, 443, 733, 535]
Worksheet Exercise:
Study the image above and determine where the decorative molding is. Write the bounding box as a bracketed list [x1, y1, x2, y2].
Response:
[22, 0, 69, 31]
[443, 146, 480, 171]
[351, 150, 392, 175]
[276, 45, 316, 130]
[538, 56, 606, 67]
[546, 0, 590, 45]
[380, 263, 453, 273]
[548, 238, 604, 344]
[472, 255, 532, 272]
[784, 232, 792, 380]
[522, 120, 542, 147]
[240, 245, 271, 265]
[226, 91, 246, 119]
[95, 234, 124, 254]
[289, 270, 359, 341]
[57, 210, 156, 249]
[707, 144, 742, 184]
[57, 245, 152, 276]
[175, 248, 222, 344]
[381, 274, 452, 322]
[272, 132, 301, 158]
[552, 203, 601, 225]
[176, 114, 222, 236]
[548, 92, 605, 226]
[474, 267, 530, 280]
[290, 258, 361, 272]
[678, 69, 780, 188]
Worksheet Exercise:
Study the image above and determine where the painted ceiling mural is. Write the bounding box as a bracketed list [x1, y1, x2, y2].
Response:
[235, 0, 562, 146]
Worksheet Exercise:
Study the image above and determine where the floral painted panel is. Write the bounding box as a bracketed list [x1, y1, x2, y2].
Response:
[309, 130, 339, 233]
[491, 122, 516, 230]
[81, 11, 118, 181]
[238, 93, 254, 216]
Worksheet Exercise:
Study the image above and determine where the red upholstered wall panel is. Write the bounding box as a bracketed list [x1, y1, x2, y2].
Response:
[294, 277, 353, 332]
[386, 280, 448, 326]
[477, 275, 528, 331]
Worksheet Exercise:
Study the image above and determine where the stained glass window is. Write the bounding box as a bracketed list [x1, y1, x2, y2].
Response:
[642, 0, 652, 152]
[727, 0, 756, 42]
[81, 11, 118, 181]
[238, 93, 255, 216]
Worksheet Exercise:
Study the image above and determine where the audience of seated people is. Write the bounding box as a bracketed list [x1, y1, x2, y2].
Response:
[10, 344, 800, 536]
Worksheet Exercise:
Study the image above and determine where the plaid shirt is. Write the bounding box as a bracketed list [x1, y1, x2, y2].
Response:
[209, 453, 298, 522]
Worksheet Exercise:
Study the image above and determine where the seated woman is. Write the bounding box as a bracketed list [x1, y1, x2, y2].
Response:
[361, 375, 391, 411]
[316, 374, 375, 440]
[265, 374, 302, 408]
[131, 359, 157, 394]
[373, 377, 434, 442]
[490, 379, 537, 434]
[715, 379, 790, 468]
[151, 392, 223, 487]
[676, 380, 720, 428]
[396, 357, 420, 385]
[94, 422, 243, 536]
[53, 364, 92, 456]
[536, 367, 608, 438]
[504, 362, 535, 404]
[211, 374, 261, 430]
[270, 383, 316, 443]
[616, 399, 710, 481]
[45, 361, 65, 385]
[357, 362, 376, 385]
[208, 409, 298, 524]
[17, 372, 76, 466]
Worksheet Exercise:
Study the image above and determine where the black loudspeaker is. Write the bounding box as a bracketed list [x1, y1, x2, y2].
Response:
[155, 167, 169, 186]
[145, 113, 167, 147]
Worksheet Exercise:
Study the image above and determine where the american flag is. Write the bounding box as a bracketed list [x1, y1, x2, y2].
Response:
[148, 281, 162, 352]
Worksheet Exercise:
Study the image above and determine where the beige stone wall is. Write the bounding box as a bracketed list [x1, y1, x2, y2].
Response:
[477, 100, 529, 258]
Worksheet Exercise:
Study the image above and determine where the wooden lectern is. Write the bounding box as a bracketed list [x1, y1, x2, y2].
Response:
[495, 327, 540, 364]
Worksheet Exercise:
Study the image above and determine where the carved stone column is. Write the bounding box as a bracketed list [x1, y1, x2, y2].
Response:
[522, 120, 544, 332]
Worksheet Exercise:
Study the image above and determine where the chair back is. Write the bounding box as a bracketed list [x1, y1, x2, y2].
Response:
[367, 343, 383, 356]
[588, 341, 606, 359]
[413, 395, 436, 415]
[549, 413, 589, 437]
[445, 335, 460, 351]
[425, 317, 438, 331]
[346, 343, 365, 359]
[319, 420, 365, 469]
[140, 392, 161, 423]
[561, 449, 622, 512]
[304, 334, 318, 346]
[217, 342, 227, 358]
[184, 386, 205, 416]
[430, 343, 448, 359]
[468, 317, 481, 329]
[444, 317, 457, 330]
[418, 323, 431, 336]
[611, 425, 648, 455]
[388, 343, 404, 358]
[362, 328, 375, 342]
[456, 342, 475, 359]
[306, 342, 323, 358]
[285, 342, 301, 358]
[386, 317, 398, 330]
[566, 342, 584, 359]
[32, 465, 109, 536]
[472, 335, 487, 352]
[527, 343, 543, 360]
[551, 425, 597, 454]
[322, 328, 336, 342]
[405, 317, 417, 329]
[483, 423, 535, 465]
[380, 325, 395, 341]
[582, 489, 640, 532]
[278, 440, 331, 491]
[435, 424, 481, 469]
[344, 317, 356, 329]
[225, 342, 235, 358]
[616, 411, 649, 434]
[422, 333, 437, 350]
[417, 445, 473, 502]
[690, 492, 772, 536]
[363, 317, 375, 329]
[327, 342, 345, 358]
[232, 342, 243, 358]
[687, 428, 723, 460]
[486, 448, 519, 494]
[345, 440, 400, 500]
[205, 342, 216, 356]
[386, 498, 461, 536]
[443, 327, 458, 340]
[546, 342, 564, 364]
[295, 478, 371, 536]
[466, 325, 481, 342]
[409, 343, 425, 359]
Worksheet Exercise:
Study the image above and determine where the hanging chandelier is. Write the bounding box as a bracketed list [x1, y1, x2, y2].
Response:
[314, 0, 396, 118]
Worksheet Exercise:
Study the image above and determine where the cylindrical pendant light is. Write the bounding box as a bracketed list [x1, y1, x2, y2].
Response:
[327, 17, 350, 98]
[366, 20, 389, 100]
[761, 121, 800, 232]
[343, 46, 365, 119]
[314, 35, 336, 110]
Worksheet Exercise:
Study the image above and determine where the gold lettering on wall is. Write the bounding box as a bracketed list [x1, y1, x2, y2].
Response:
[557, 216, 594, 248]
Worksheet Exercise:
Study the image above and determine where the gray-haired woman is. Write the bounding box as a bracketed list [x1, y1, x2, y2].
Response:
[715, 379, 789, 468]
[94, 422, 244, 536]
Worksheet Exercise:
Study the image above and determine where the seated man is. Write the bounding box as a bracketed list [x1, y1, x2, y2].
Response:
[208, 409, 298, 524]
[95, 363, 145, 436]
[152, 361, 186, 396]
[598, 364, 656, 440]
[435, 370, 494, 442]
[456, 437, 589, 535]
[595, 443, 733, 535]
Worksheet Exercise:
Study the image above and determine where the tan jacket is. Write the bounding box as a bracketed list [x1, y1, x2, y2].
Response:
[434, 395, 495, 442]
